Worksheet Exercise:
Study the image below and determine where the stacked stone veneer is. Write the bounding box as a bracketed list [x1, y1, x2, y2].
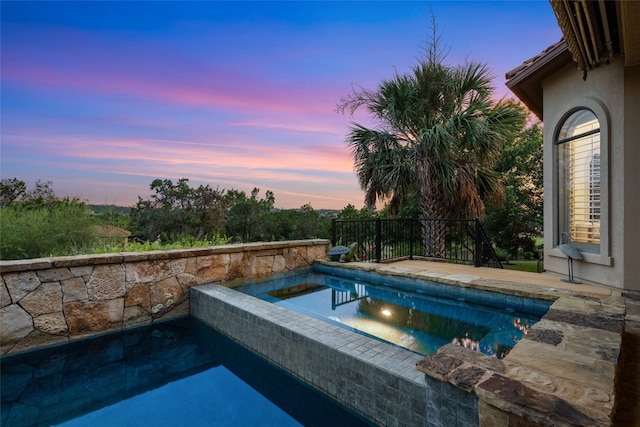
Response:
[0, 239, 328, 355]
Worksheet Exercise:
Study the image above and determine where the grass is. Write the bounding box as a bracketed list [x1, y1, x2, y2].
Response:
[502, 259, 543, 273]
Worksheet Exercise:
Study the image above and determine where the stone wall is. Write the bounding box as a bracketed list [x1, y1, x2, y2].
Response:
[0, 239, 329, 355]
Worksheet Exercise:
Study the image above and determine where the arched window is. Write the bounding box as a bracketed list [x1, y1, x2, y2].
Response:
[555, 109, 600, 253]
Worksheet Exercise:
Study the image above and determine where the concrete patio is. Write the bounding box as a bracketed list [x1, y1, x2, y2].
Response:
[390, 260, 619, 297]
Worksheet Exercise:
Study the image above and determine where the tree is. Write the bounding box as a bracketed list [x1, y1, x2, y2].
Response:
[292, 203, 331, 240]
[338, 24, 525, 255]
[379, 192, 420, 219]
[337, 204, 377, 220]
[0, 178, 73, 209]
[1, 178, 27, 208]
[23, 179, 59, 208]
[484, 123, 544, 259]
[225, 188, 274, 242]
[266, 204, 332, 241]
[131, 178, 226, 242]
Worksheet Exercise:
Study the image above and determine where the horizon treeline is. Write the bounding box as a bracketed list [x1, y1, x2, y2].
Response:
[1, 119, 543, 264]
[0, 177, 374, 260]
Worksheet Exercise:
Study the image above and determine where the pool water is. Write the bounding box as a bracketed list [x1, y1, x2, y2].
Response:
[235, 268, 550, 358]
[1, 318, 372, 427]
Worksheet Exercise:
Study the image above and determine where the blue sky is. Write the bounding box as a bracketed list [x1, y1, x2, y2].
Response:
[1, 1, 561, 209]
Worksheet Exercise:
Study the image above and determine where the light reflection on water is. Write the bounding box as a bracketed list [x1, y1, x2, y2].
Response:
[238, 271, 543, 359]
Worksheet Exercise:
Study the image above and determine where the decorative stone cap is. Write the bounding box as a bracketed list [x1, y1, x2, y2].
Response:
[0, 239, 330, 273]
[417, 293, 625, 427]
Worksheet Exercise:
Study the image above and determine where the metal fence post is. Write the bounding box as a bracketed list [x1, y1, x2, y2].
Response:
[409, 219, 414, 260]
[474, 218, 482, 267]
[331, 219, 336, 247]
[375, 218, 382, 263]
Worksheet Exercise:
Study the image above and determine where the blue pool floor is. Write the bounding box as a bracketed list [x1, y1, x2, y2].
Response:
[1, 318, 373, 427]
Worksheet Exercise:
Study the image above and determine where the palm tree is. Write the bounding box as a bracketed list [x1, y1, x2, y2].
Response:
[338, 33, 525, 256]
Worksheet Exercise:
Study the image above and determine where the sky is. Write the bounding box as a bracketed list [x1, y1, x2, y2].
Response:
[1, 1, 562, 210]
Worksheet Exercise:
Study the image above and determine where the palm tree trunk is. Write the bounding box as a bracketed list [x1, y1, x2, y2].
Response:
[416, 159, 448, 258]
[419, 193, 448, 258]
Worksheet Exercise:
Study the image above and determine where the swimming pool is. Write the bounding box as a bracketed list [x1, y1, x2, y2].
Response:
[234, 265, 552, 359]
[0, 318, 372, 427]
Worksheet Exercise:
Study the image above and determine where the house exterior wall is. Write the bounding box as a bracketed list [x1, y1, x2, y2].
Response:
[542, 59, 640, 293]
[622, 65, 640, 294]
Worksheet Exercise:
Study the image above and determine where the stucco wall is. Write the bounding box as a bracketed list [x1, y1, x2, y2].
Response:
[542, 59, 633, 290]
[0, 239, 329, 355]
[623, 65, 640, 294]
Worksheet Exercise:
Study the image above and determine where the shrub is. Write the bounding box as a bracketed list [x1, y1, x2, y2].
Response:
[494, 247, 509, 262]
[0, 204, 96, 260]
[89, 234, 231, 254]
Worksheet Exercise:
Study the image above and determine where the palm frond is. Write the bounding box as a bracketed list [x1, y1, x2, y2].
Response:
[339, 32, 525, 220]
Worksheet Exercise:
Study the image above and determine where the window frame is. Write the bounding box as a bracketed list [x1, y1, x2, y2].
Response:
[551, 99, 611, 266]
[555, 108, 601, 250]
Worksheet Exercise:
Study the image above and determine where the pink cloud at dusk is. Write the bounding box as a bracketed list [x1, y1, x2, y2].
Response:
[2, 19, 351, 117]
[4, 59, 342, 118]
[1, 1, 562, 210]
[4, 132, 354, 176]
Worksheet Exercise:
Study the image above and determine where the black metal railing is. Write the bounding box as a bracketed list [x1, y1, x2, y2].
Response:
[331, 218, 503, 268]
[330, 282, 368, 309]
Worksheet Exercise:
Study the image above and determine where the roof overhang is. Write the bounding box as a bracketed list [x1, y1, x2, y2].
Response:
[506, 0, 640, 120]
[505, 40, 573, 119]
[620, 0, 640, 66]
[549, 0, 617, 72]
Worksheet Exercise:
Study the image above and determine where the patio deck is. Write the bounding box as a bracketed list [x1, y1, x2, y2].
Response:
[328, 259, 637, 426]
[389, 259, 619, 297]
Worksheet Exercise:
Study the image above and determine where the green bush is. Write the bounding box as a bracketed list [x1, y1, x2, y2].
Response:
[0, 203, 232, 260]
[0, 178, 237, 260]
[494, 247, 509, 262]
[90, 235, 231, 254]
[0, 204, 96, 260]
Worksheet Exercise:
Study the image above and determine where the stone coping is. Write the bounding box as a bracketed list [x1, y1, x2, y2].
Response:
[0, 239, 329, 273]
[319, 261, 623, 427]
[1, 240, 330, 355]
